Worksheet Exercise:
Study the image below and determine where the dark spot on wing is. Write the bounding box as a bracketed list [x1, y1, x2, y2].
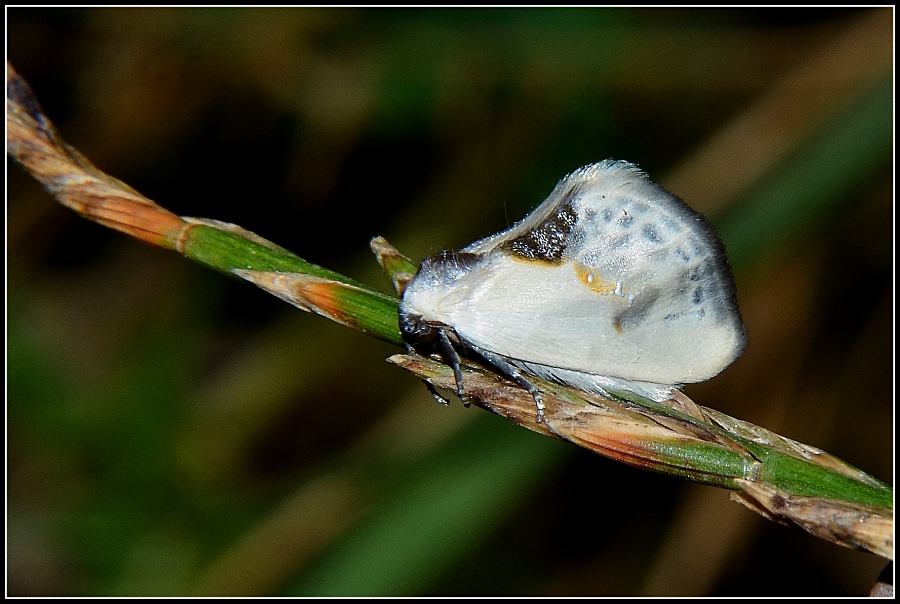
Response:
[617, 212, 634, 229]
[614, 288, 660, 331]
[642, 223, 662, 244]
[501, 184, 581, 263]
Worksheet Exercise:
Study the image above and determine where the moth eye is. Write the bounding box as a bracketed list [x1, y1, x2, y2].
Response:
[399, 312, 436, 345]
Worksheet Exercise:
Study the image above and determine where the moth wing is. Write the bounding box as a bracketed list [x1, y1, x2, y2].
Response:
[447, 160, 744, 385]
[443, 254, 741, 385]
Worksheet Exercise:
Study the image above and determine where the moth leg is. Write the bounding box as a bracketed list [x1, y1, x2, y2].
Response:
[423, 380, 451, 406]
[466, 343, 545, 423]
[436, 329, 470, 407]
[406, 344, 450, 406]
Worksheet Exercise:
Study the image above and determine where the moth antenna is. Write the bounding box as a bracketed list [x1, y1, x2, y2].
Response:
[467, 343, 546, 423]
[437, 329, 470, 407]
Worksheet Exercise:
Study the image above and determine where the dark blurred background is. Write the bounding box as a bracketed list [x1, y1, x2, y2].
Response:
[7, 7, 893, 596]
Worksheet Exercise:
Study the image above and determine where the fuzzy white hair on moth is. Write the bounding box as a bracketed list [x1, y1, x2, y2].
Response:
[399, 160, 746, 422]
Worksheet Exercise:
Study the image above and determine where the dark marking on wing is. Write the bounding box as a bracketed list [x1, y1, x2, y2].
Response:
[642, 223, 662, 244]
[501, 184, 582, 263]
[614, 288, 660, 332]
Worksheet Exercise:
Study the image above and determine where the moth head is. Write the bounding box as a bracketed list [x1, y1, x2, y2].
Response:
[400, 249, 483, 353]
[398, 311, 439, 348]
[400, 311, 467, 363]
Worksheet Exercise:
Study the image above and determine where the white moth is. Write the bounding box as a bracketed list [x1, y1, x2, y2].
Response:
[399, 160, 745, 422]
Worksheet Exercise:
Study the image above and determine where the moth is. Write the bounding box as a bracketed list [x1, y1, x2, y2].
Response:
[398, 160, 746, 422]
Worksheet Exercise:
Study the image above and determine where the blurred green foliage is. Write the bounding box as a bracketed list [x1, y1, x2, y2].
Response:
[7, 7, 892, 596]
